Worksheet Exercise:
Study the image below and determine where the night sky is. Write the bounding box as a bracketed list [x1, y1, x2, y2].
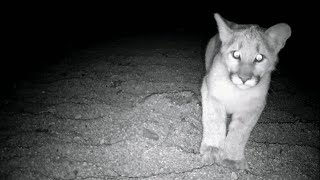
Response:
[3, 2, 318, 93]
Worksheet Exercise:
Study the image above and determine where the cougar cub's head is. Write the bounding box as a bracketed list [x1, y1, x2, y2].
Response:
[215, 13, 291, 90]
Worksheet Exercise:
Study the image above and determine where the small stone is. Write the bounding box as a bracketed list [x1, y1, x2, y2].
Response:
[75, 114, 82, 119]
[231, 172, 238, 180]
[100, 139, 105, 144]
[142, 128, 159, 140]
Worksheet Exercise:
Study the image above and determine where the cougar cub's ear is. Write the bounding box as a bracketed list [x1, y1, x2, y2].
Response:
[214, 13, 233, 42]
[265, 23, 291, 53]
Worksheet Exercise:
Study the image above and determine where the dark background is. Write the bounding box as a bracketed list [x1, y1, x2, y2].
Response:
[2, 2, 318, 94]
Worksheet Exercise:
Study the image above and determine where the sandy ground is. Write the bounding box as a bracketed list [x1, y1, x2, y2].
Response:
[0, 33, 319, 179]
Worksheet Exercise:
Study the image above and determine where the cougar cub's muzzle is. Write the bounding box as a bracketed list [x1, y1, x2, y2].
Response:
[229, 72, 260, 89]
[229, 62, 261, 89]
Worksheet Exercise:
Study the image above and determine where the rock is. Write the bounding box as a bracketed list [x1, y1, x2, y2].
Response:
[143, 128, 159, 141]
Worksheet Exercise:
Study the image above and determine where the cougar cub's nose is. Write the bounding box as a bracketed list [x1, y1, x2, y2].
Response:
[238, 64, 253, 83]
[238, 74, 251, 83]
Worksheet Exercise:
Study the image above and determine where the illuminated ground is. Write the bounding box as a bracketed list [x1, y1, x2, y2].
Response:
[0, 33, 319, 179]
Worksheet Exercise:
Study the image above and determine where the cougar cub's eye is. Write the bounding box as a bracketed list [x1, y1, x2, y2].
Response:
[232, 51, 241, 60]
[255, 54, 264, 62]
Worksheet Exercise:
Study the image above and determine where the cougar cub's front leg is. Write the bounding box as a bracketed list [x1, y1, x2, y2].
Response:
[200, 79, 226, 163]
[220, 107, 264, 169]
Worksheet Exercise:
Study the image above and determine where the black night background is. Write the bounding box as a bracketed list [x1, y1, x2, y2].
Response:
[3, 2, 318, 90]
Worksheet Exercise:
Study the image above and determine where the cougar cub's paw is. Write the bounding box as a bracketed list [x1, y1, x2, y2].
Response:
[220, 158, 249, 170]
[200, 145, 220, 164]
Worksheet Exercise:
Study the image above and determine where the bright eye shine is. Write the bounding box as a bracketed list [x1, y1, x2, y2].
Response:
[255, 54, 264, 62]
[232, 51, 241, 59]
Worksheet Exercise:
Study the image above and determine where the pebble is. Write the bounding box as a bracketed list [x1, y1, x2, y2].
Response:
[231, 172, 238, 180]
[143, 128, 159, 141]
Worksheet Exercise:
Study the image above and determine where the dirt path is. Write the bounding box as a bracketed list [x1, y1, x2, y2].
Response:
[1, 33, 319, 179]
